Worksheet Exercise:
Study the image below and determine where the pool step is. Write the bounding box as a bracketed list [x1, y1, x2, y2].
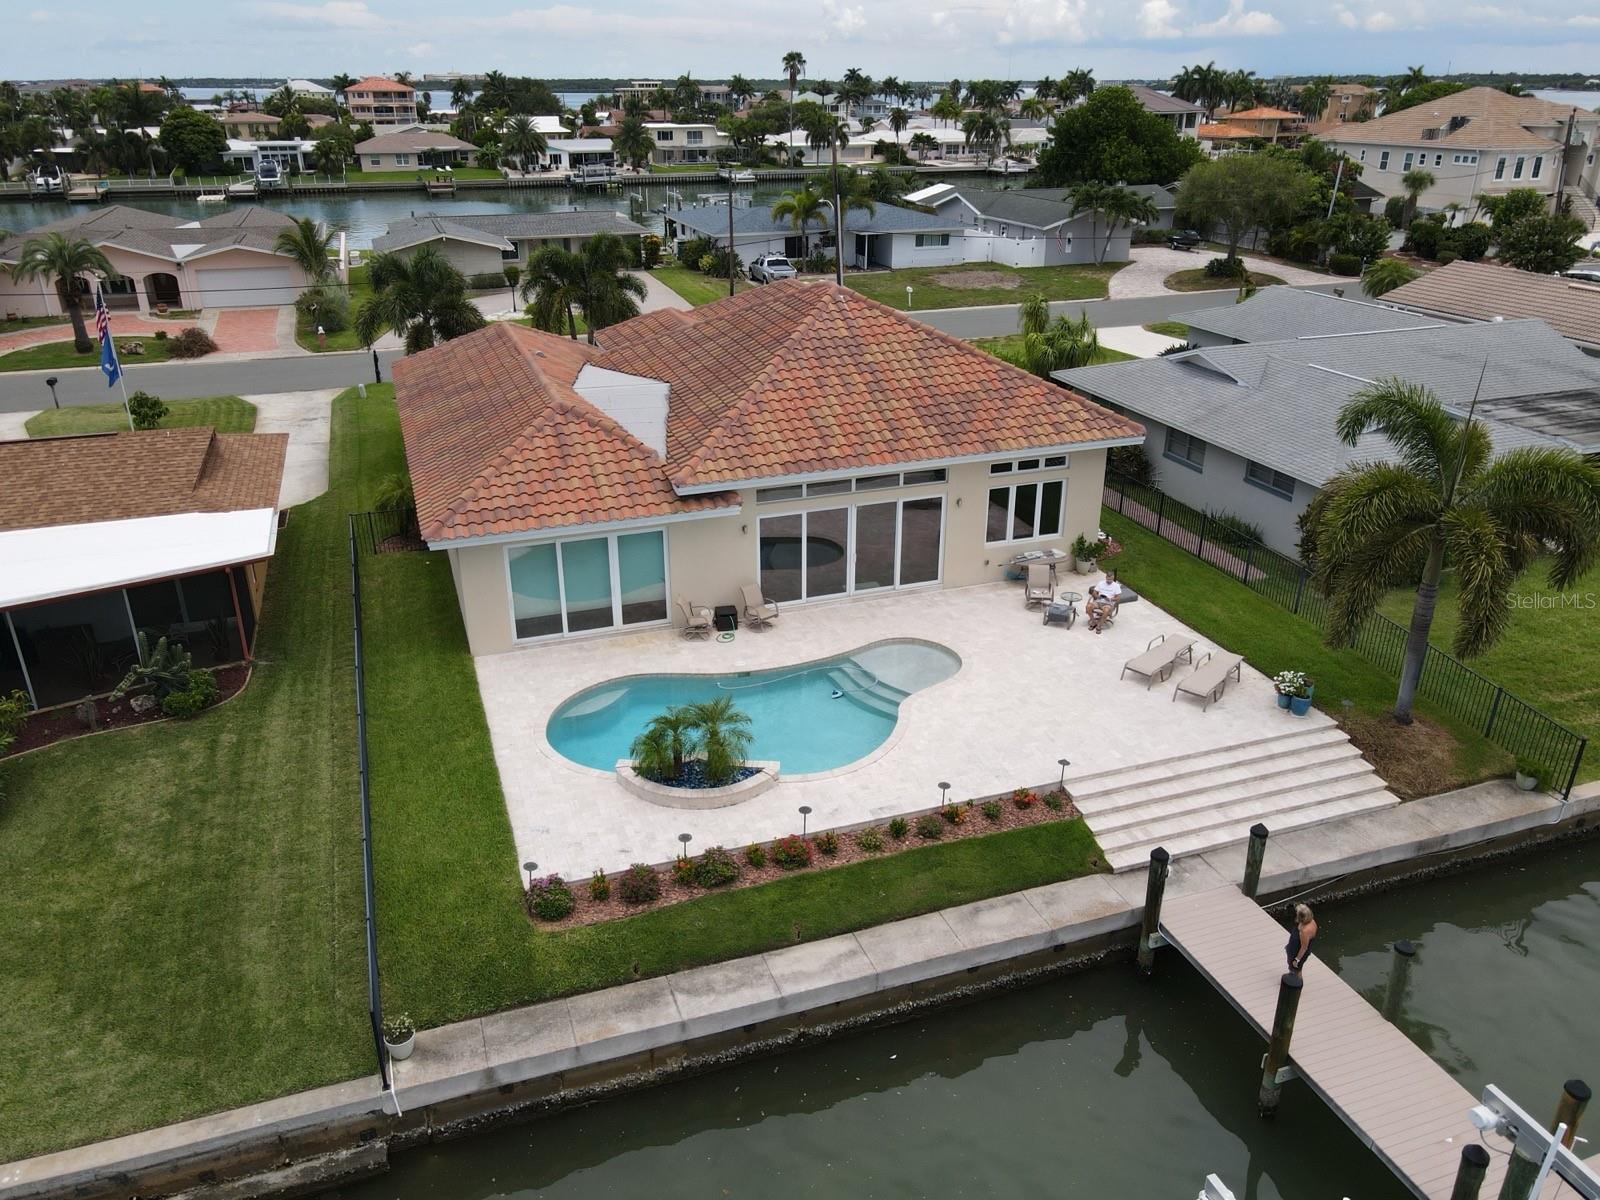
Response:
[824, 661, 908, 720]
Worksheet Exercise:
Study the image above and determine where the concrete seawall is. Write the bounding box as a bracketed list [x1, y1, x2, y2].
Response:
[4, 779, 1597, 1200]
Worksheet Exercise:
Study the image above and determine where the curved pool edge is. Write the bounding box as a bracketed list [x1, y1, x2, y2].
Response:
[616, 760, 782, 808]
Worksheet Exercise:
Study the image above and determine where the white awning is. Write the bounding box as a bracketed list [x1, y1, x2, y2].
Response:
[0, 509, 278, 607]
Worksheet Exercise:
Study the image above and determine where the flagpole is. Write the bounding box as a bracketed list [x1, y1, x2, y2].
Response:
[94, 285, 133, 430]
[118, 372, 134, 432]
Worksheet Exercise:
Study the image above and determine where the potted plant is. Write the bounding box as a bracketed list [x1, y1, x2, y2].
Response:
[382, 1012, 416, 1061]
[1071, 533, 1106, 574]
[1272, 670, 1314, 715]
[1513, 758, 1546, 792]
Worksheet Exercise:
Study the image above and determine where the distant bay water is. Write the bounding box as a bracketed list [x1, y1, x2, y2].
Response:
[177, 87, 601, 110]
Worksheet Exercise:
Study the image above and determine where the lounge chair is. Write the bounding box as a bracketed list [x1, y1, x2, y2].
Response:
[741, 583, 780, 630]
[1024, 563, 1054, 609]
[676, 596, 714, 640]
[1173, 651, 1244, 711]
[1120, 634, 1195, 689]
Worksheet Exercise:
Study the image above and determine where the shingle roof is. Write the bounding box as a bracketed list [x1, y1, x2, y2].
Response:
[395, 282, 1142, 541]
[1057, 319, 1600, 486]
[0, 429, 287, 532]
[354, 130, 475, 154]
[1320, 86, 1582, 150]
[0, 205, 296, 264]
[940, 189, 1082, 231]
[1176, 286, 1446, 342]
[1381, 260, 1600, 350]
[372, 210, 650, 253]
[1126, 85, 1204, 116]
[670, 202, 959, 240]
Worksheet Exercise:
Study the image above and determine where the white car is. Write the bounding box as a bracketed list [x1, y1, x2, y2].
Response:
[1563, 265, 1600, 284]
[749, 255, 797, 283]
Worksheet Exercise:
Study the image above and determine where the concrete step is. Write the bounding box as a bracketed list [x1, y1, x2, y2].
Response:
[1096, 768, 1386, 850]
[1104, 788, 1400, 872]
[823, 667, 904, 719]
[1069, 726, 1351, 801]
[1081, 741, 1369, 821]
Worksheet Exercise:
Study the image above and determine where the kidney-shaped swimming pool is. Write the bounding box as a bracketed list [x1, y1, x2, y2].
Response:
[546, 639, 961, 775]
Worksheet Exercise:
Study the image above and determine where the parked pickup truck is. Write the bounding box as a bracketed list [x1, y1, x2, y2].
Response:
[749, 254, 798, 283]
[1167, 229, 1204, 251]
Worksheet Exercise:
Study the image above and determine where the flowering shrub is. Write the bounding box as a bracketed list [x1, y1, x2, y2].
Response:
[617, 863, 662, 904]
[694, 845, 740, 888]
[1272, 670, 1313, 698]
[815, 830, 841, 856]
[940, 802, 968, 825]
[981, 799, 1003, 822]
[525, 874, 575, 921]
[744, 843, 767, 868]
[588, 869, 610, 901]
[1012, 787, 1039, 810]
[771, 834, 813, 870]
[671, 858, 697, 887]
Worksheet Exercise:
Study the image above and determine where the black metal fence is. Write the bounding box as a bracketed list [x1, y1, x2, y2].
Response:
[1103, 470, 1587, 797]
[350, 508, 421, 556]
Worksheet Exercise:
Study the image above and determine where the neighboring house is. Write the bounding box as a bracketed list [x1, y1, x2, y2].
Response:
[1058, 318, 1600, 557]
[0, 205, 318, 315]
[354, 129, 476, 170]
[1320, 87, 1600, 212]
[919, 187, 1133, 266]
[1025, 183, 1178, 232]
[223, 137, 318, 174]
[371, 211, 651, 276]
[1298, 82, 1378, 133]
[0, 427, 287, 710]
[665, 202, 965, 269]
[391, 281, 1143, 654]
[1127, 84, 1204, 139]
[1210, 105, 1306, 143]
[1177, 286, 1446, 347]
[540, 137, 615, 173]
[346, 76, 419, 126]
[1196, 122, 1259, 153]
[1380, 259, 1600, 354]
[286, 78, 335, 98]
[643, 122, 731, 165]
[218, 110, 281, 140]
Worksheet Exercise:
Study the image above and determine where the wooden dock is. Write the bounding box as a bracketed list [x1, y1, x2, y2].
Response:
[1159, 886, 1579, 1199]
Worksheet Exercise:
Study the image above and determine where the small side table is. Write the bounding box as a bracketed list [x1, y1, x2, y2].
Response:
[1044, 591, 1081, 628]
[713, 604, 739, 633]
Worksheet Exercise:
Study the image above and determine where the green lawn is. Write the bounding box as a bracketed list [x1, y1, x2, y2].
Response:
[851, 262, 1124, 310]
[1144, 320, 1189, 338]
[1099, 509, 1510, 790]
[0, 315, 68, 334]
[295, 265, 372, 353]
[0, 336, 173, 372]
[24, 395, 255, 437]
[1377, 562, 1600, 782]
[654, 264, 750, 306]
[346, 167, 503, 184]
[1163, 269, 1287, 293]
[971, 335, 1134, 368]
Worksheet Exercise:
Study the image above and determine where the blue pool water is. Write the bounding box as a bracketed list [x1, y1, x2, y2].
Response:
[546, 640, 961, 774]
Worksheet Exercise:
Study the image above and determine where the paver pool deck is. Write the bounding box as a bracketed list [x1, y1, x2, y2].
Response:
[474, 580, 1338, 878]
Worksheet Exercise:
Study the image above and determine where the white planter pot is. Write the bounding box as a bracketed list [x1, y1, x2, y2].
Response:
[384, 1032, 416, 1061]
[1075, 557, 1098, 574]
[1513, 771, 1540, 792]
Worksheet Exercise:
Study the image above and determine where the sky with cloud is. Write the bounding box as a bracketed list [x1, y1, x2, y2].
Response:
[7, 0, 1599, 82]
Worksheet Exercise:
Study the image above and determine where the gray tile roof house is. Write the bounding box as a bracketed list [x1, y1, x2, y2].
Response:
[1380, 259, 1600, 352]
[668, 202, 961, 239]
[0, 205, 296, 264]
[371, 211, 651, 254]
[1176, 286, 1448, 346]
[1057, 319, 1600, 492]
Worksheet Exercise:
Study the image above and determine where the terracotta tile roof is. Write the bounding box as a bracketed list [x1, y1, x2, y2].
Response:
[391, 323, 736, 542]
[0, 428, 287, 532]
[349, 76, 414, 93]
[1382, 260, 1600, 349]
[394, 283, 1142, 541]
[1320, 86, 1583, 150]
[1199, 123, 1254, 139]
[1223, 105, 1302, 121]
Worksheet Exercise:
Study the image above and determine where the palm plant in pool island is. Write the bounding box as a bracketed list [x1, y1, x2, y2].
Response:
[629, 697, 754, 787]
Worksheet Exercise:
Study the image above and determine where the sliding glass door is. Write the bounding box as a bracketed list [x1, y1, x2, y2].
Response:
[763, 497, 944, 603]
[508, 528, 668, 641]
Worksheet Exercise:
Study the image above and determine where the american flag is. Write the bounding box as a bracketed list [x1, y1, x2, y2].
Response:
[95, 287, 121, 388]
[94, 287, 111, 341]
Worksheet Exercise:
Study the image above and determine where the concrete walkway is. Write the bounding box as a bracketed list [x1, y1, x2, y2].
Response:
[630, 270, 693, 313]
[1108, 246, 1332, 300]
[4, 779, 1593, 1200]
[248, 390, 336, 507]
[1098, 325, 1184, 357]
[0, 410, 30, 441]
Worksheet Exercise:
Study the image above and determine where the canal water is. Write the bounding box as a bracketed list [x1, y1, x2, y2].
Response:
[331, 842, 1598, 1199]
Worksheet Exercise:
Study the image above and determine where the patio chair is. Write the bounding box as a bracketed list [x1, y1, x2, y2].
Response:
[741, 583, 780, 630]
[676, 596, 714, 640]
[1024, 563, 1054, 609]
[1173, 651, 1244, 711]
[1120, 634, 1195, 690]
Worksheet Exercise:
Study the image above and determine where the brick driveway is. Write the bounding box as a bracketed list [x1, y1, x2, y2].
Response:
[208, 308, 284, 353]
[0, 306, 294, 358]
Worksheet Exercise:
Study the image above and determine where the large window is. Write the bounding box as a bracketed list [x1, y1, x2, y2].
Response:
[761, 498, 944, 601]
[1244, 460, 1295, 500]
[508, 529, 668, 641]
[1163, 428, 1207, 471]
[915, 233, 951, 247]
[985, 479, 1063, 545]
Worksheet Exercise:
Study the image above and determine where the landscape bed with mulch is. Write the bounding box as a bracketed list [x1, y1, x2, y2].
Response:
[2, 666, 249, 758]
[525, 786, 1092, 928]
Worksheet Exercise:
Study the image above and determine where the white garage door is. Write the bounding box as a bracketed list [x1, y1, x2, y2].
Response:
[193, 266, 298, 309]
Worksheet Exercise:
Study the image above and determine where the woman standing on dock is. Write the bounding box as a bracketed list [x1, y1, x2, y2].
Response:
[1286, 904, 1318, 973]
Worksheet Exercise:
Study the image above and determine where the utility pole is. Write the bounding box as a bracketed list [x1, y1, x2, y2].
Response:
[831, 129, 845, 286]
[1553, 108, 1577, 216]
[727, 172, 736, 297]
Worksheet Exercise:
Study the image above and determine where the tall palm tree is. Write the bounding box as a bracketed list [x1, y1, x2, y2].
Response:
[1403, 65, 1428, 89]
[1310, 381, 1600, 722]
[930, 93, 962, 129]
[685, 695, 754, 784]
[480, 70, 510, 111]
[9, 232, 117, 351]
[354, 247, 486, 352]
[520, 233, 645, 346]
[274, 217, 335, 281]
[1401, 168, 1436, 227]
[961, 111, 1008, 165]
[1069, 181, 1116, 260]
[1096, 186, 1159, 263]
[1063, 68, 1096, 103]
[329, 73, 355, 110]
[728, 74, 756, 109]
[613, 114, 653, 168]
[887, 106, 909, 157]
[782, 50, 807, 132]
[771, 185, 827, 259]
[1297, 79, 1333, 122]
[520, 244, 584, 339]
[502, 114, 547, 171]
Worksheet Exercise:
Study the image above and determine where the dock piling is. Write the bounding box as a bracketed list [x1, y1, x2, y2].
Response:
[1554, 1079, 1590, 1148]
[1449, 1145, 1491, 1200]
[1136, 847, 1170, 976]
[1257, 972, 1302, 1116]
[1382, 939, 1417, 1022]
[1241, 823, 1269, 899]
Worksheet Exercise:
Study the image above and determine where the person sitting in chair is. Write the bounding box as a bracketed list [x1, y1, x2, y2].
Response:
[1085, 570, 1123, 633]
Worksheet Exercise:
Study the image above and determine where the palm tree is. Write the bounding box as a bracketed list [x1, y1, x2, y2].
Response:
[1297, 79, 1332, 122]
[1362, 257, 1420, 297]
[1401, 168, 1436, 227]
[1019, 97, 1048, 119]
[1093, 187, 1159, 263]
[353, 247, 486, 352]
[685, 695, 754, 784]
[908, 131, 938, 161]
[1403, 65, 1428, 89]
[728, 74, 756, 109]
[1069, 181, 1117, 263]
[502, 114, 547, 171]
[523, 233, 645, 346]
[961, 111, 1008, 165]
[520, 244, 583, 339]
[450, 78, 471, 110]
[1063, 68, 1096, 103]
[771, 185, 827, 260]
[613, 115, 653, 169]
[783, 50, 807, 132]
[8, 232, 117, 352]
[629, 707, 698, 783]
[1017, 293, 1100, 378]
[887, 106, 909, 157]
[1310, 380, 1600, 722]
[930, 93, 962, 129]
[480, 70, 510, 111]
[273, 216, 334, 281]
[330, 73, 355, 110]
